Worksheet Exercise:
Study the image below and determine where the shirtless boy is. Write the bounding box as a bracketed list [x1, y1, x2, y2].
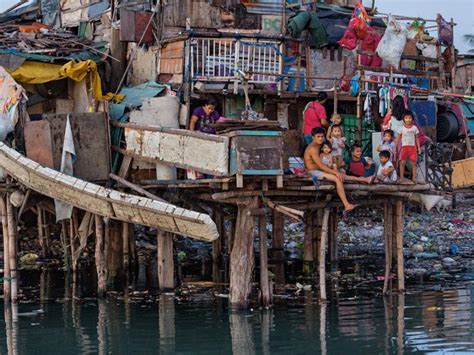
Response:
[304, 127, 373, 212]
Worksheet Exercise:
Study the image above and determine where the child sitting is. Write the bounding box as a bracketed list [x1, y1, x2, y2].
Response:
[395, 112, 420, 183]
[345, 144, 375, 179]
[320, 142, 337, 170]
[327, 113, 343, 139]
[375, 150, 397, 183]
[328, 124, 346, 168]
[377, 129, 396, 162]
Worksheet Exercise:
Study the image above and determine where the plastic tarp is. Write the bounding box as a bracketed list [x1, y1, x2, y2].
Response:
[8, 60, 123, 102]
[0, 66, 26, 140]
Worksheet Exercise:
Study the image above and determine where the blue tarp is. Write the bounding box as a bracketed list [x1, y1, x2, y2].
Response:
[410, 100, 437, 127]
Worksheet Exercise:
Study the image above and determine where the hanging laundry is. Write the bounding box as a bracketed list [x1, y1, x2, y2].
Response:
[350, 75, 360, 96]
[364, 93, 374, 124]
[378, 86, 387, 116]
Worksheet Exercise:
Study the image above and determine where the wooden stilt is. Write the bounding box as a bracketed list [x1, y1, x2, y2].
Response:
[60, 220, 70, 269]
[158, 294, 176, 353]
[6, 194, 18, 303]
[157, 231, 174, 291]
[106, 221, 123, 290]
[212, 209, 224, 284]
[394, 199, 405, 292]
[229, 197, 258, 309]
[259, 214, 272, 307]
[397, 294, 405, 354]
[303, 211, 314, 278]
[95, 215, 106, 298]
[271, 211, 285, 287]
[319, 208, 330, 302]
[313, 209, 323, 264]
[229, 312, 255, 354]
[1, 196, 10, 302]
[328, 209, 338, 273]
[122, 222, 130, 273]
[37, 207, 46, 258]
[383, 202, 393, 294]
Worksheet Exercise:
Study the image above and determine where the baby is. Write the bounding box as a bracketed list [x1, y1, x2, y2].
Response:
[375, 150, 397, 183]
[377, 129, 396, 162]
[320, 142, 337, 170]
[328, 124, 346, 168]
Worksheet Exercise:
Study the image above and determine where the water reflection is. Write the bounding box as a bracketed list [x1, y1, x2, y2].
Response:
[0, 283, 472, 354]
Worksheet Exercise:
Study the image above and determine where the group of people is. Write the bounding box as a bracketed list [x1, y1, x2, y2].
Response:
[303, 92, 422, 212]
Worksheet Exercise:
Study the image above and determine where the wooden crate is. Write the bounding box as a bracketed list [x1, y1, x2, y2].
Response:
[451, 157, 474, 189]
[226, 130, 284, 188]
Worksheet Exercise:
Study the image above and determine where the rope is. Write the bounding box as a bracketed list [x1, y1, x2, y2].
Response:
[0, 276, 16, 282]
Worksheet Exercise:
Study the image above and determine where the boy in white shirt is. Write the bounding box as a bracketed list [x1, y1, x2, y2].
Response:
[394, 112, 420, 183]
[376, 150, 397, 183]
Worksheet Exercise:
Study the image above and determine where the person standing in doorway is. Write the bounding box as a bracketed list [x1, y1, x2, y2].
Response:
[189, 98, 220, 134]
[303, 92, 329, 145]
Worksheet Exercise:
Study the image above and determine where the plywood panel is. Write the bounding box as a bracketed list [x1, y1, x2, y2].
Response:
[44, 113, 111, 181]
[159, 41, 184, 75]
[24, 120, 55, 168]
[452, 157, 474, 188]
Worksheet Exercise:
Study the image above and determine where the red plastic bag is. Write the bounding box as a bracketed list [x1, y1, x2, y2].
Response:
[348, 0, 371, 39]
[360, 29, 382, 67]
[338, 28, 357, 50]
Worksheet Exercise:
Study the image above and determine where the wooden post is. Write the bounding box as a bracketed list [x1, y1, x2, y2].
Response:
[60, 220, 70, 269]
[319, 208, 330, 302]
[157, 231, 175, 291]
[328, 209, 338, 273]
[313, 209, 322, 264]
[229, 197, 258, 309]
[6, 194, 18, 303]
[383, 201, 393, 294]
[95, 215, 106, 298]
[122, 222, 130, 273]
[1, 196, 10, 302]
[106, 221, 124, 290]
[259, 214, 272, 307]
[272, 211, 285, 287]
[37, 207, 46, 258]
[212, 209, 224, 285]
[303, 211, 314, 278]
[394, 199, 405, 292]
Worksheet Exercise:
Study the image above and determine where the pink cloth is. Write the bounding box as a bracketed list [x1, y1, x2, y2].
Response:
[303, 101, 327, 135]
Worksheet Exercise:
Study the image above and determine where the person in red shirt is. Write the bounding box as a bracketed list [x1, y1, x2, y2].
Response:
[303, 92, 329, 145]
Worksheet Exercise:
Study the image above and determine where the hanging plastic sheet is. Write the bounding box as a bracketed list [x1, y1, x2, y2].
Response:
[438, 15, 453, 47]
[0, 66, 27, 141]
[8, 60, 123, 102]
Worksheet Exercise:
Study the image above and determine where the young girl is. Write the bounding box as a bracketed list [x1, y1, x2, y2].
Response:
[327, 113, 343, 140]
[320, 142, 337, 170]
[395, 112, 420, 183]
[377, 129, 396, 162]
[328, 124, 346, 168]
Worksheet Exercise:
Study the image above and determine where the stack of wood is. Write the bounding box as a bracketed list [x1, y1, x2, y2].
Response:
[211, 119, 282, 134]
[0, 22, 100, 57]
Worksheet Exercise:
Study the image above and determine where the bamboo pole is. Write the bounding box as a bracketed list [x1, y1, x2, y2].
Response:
[383, 202, 393, 294]
[95, 215, 106, 298]
[6, 194, 18, 303]
[0, 196, 10, 302]
[37, 207, 45, 258]
[319, 208, 330, 302]
[259, 214, 271, 308]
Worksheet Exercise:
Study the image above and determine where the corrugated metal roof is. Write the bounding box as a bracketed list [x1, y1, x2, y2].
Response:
[243, 0, 285, 15]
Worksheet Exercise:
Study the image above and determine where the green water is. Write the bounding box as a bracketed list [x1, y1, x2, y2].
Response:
[1, 285, 473, 354]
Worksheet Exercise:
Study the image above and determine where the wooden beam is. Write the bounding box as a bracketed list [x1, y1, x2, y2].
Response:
[109, 173, 167, 203]
[6, 193, 18, 303]
[303, 212, 314, 278]
[95, 215, 107, 298]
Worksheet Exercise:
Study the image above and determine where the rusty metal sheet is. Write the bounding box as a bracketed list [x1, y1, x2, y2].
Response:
[44, 113, 111, 182]
[24, 120, 55, 168]
[120, 9, 153, 44]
